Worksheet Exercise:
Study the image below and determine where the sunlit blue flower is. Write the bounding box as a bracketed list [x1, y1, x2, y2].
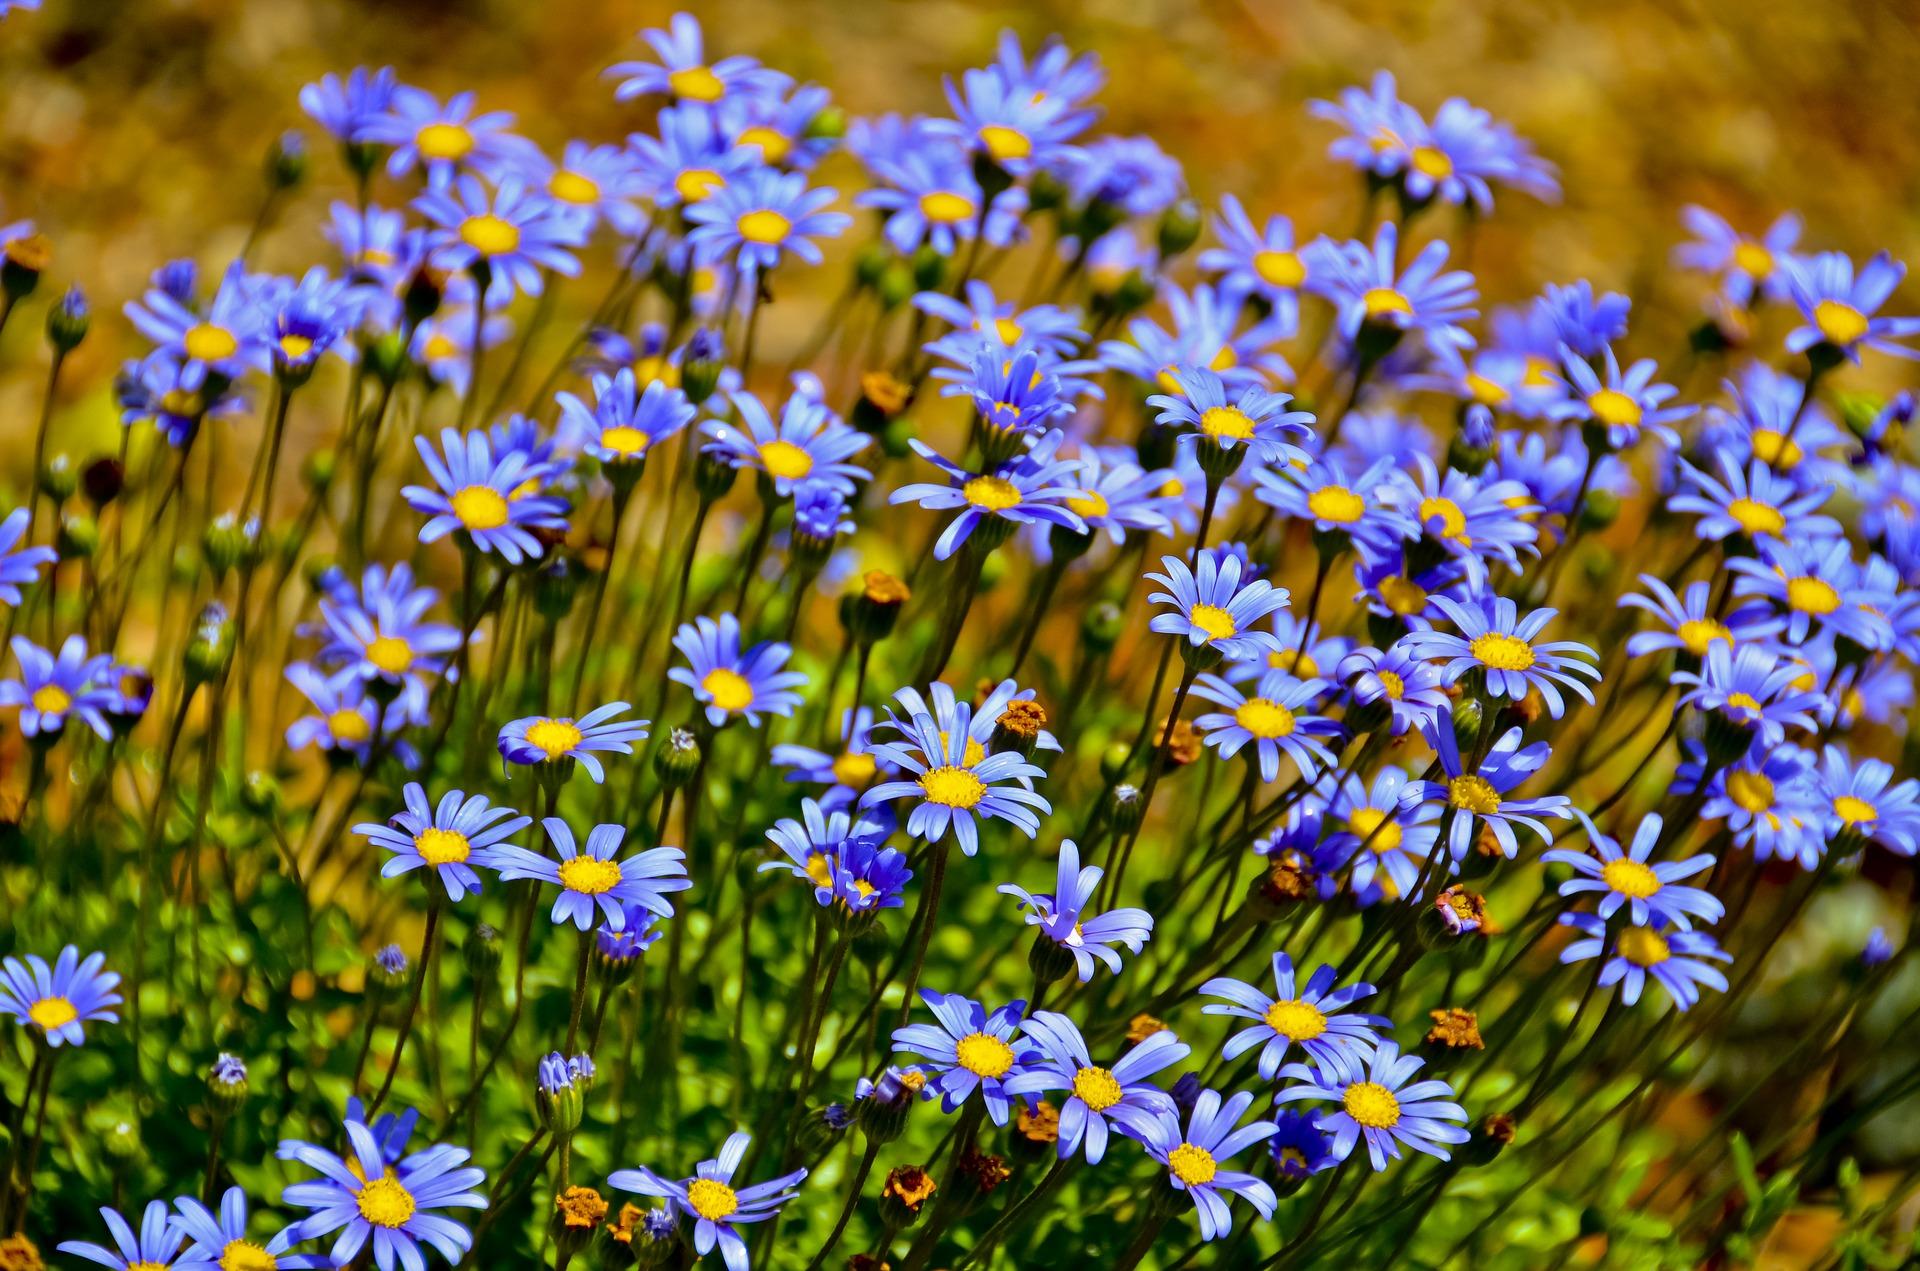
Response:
[891, 990, 1034, 1125]
[1305, 222, 1476, 353]
[556, 369, 695, 472]
[934, 55, 1096, 175]
[171, 1187, 330, 1270]
[627, 102, 757, 210]
[1674, 642, 1822, 759]
[1548, 344, 1691, 451]
[300, 66, 400, 145]
[403, 426, 570, 564]
[1382, 453, 1540, 584]
[598, 906, 665, 965]
[0, 945, 119, 1047]
[1201, 953, 1386, 1079]
[366, 85, 536, 183]
[997, 839, 1152, 981]
[1619, 575, 1776, 663]
[354, 783, 529, 903]
[1818, 745, 1920, 856]
[1402, 96, 1559, 209]
[1, 634, 118, 740]
[1147, 548, 1290, 664]
[1419, 719, 1571, 861]
[284, 661, 415, 760]
[1672, 453, 1840, 547]
[116, 350, 249, 447]
[495, 819, 692, 930]
[1268, 1109, 1339, 1182]
[918, 279, 1087, 366]
[892, 427, 1086, 560]
[527, 140, 650, 237]
[1402, 594, 1600, 718]
[126, 261, 272, 383]
[946, 346, 1074, 458]
[862, 698, 1051, 853]
[1544, 813, 1724, 929]
[770, 706, 895, 798]
[312, 562, 457, 719]
[1189, 670, 1340, 782]
[1004, 1011, 1189, 1162]
[57, 1201, 184, 1270]
[717, 81, 836, 170]
[1100, 280, 1293, 393]
[1057, 134, 1185, 218]
[668, 613, 806, 728]
[1274, 1041, 1469, 1170]
[1134, 1089, 1278, 1242]
[1323, 766, 1441, 898]
[612, 1131, 804, 1271]
[703, 386, 869, 496]
[1783, 250, 1920, 362]
[1310, 72, 1422, 181]
[1253, 455, 1406, 554]
[278, 1115, 487, 1271]
[1037, 445, 1172, 552]
[1675, 206, 1801, 306]
[1337, 639, 1450, 737]
[1533, 280, 1631, 360]
[1558, 914, 1731, 1012]
[1199, 195, 1308, 327]
[1730, 539, 1895, 651]
[498, 702, 649, 782]
[685, 166, 849, 278]
[762, 796, 888, 899]
[1148, 367, 1314, 470]
[607, 12, 791, 105]
[416, 174, 586, 305]
[859, 148, 1016, 256]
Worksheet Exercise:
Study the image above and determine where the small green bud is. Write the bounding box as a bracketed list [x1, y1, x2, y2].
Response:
[39, 453, 77, 503]
[1157, 198, 1203, 258]
[47, 285, 88, 352]
[57, 514, 98, 560]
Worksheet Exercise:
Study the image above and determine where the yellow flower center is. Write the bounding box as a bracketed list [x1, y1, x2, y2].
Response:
[955, 1031, 1015, 1078]
[1199, 406, 1256, 442]
[758, 439, 813, 479]
[414, 827, 472, 866]
[1188, 603, 1237, 643]
[1676, 619, 1733, 657]
[737, 209, 792, 244]
[1235, 698, 1297, 739]
[831, 751, 877, 786]
[27, 997, 76, 1031]
[685, 1177, 740, 1221]
[736, 125, 792, 163]
[1362, 287, 1412, 320]
[1342, 1081, 1400, 1128]
[963, 475, 1023, 511]
[1467, 373, 1511, 407]
[558, 855, 624, 895]
[1814, 299, 1869, 347]
[804, 854, 834, 889]
[549, 170, 601, 205]
[1350, 806, 1403, 853]
[1378, 575, 1428, 616]
[1065, 489, 1110, 520]
[1071, 1065, 1123, 1112]
[1587, 388, 1642, 429]
[1253, 249, 1305, 288]
[1786, 576, 1840, 615]
[1448, 774, 1501, 816]
[356, 1174, 416, 1228]
[1724, 769, 1774, 814]
[1167, 1142, 1218, 1186]
[1601, 857, 1662, 899]
[1471, 632, 1535, 672]
[328, 709, 371, 743]
[29, 684, 70, 714]
[701, 668, 755, 713]
[459, 214, 521, 257]
[1417, 496, 1468, 542]
[1723, 497, 1784, 537]
[1724, 691, 1764, 718]
[1616, 926, 1670, 967]
[1263, 998, 1327, 1040]
[184, 323, 239, 362]
[920, 765, 987, 809]
[978, 125, 1032, 161]
[1308, 485, 1365, 524]
[415, 122, 475, 161]
[1748, 428, 1802, 469]
[1834, 794, 1879, 825]
[524, 718, 584, 759]
[919, 190, 976, 224]
[600, 425, 650, 458]
[1732, 239, 1774, 279]
[221, 1239, 279, 1271]
[668, 65, 726, 102]
[279, 333, 314, 362]
[1268, 649, 1320, 678]
[674, 168, 725, 203]
[451, 485, 510, 531]
[422, 333, 458, 362]
[1410, 145, 1454, 179]
[366, 635, 413, 675]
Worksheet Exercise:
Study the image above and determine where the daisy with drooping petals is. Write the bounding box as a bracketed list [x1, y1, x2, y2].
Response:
[1200, 953, 1387, 1079]
[608, 1132, 805, 1271]
[494, 819, 692, 931]
[1274, 1042, 1470, 1171]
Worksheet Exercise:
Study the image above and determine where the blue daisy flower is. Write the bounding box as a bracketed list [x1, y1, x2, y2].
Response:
[557, 369, 696, 472]
[1558, 915, 1731, 1012]
[1146, 548, 1291, 665]
[1543, 813, 1724, 929]
[1404, 95, 1559, 210]
[498, 702, 649, 783]
[403, 426, 570, 564]
[125, 261, 273, 384]
[945, 345, 1075, 462]
[933, 58, 1095, 174]
[1148, 366, 1314, 472]
[1201, 953, 1387, 1080]
[0, 507, 53, 605]
[717, 80, 836, 171]
[684, 166, 849, 278]
[891, 427, 1087, 560]
[0, 945, 120, 1047]
[353, 783, 531, 903]
[299, 66, 400, 145]
[1305, 221, 1477, 354]
[608, 1131, 805, 1271]
[416, 174, 586, 306]
[1323, 766, 1442, 898]
[891, 990, 1035, 1125]
[277, 1114, 487, 1271]
[1135, 1089, 1279, 1242]
[627, 102, 758, 209]
[1, 634, 119, 740]
[170, 1187, 330, 1270]
[1252, 454, 1407, 554]
[1003, 1011, 1190, 1163]
[858, 148, 1017, 257]
[668, 613, 807, 728]
[606, 12, 791, 105]
[1199, 194, 1309, 327]
[701, 386, 869, 496]
[1098, 280, 1293, 394]
[861, 699, 1051, 854]
[1672, 453, 1841, 546]
[1619, 575, 1776, 664]
[1782, 250, 1920, 363]
[770, 705, 895, 796]
[1274, 1041, 1470, 1171]
[1674, 206, 1801, 306]
[311, 561, 458, 715]
[1532, 280, 1632, 360]
[761, 796, 891, 904]
[365, 84, 537, 184]
[1310, 71, 1422, 181]
[115, 350, 249, 447]
[1058, 134, 1185, 218]
[494, 819, 692, 931]
[1188, 670, 1341, 783]
[917, 279, 1087, 365]
[1035, 445, 1173, 554]
[57, 1201, 184, 1270]
[1729, 539, 1895, 651]
[1336, 639, 1451, 738]
[1267, 1108, 1339, 1182]
[1382, 454, 1541, 585]
[284, 662, 416, 760]
[1547, 344, 1692, 451]
[528, 140, 651, 238]
[1818, 745, 1920, 857]
[997, 839, 1153, 982]
[1402, 594, 1600, 718]
[1418, 718, 1571, 861]
[1674, 642, 1822, 759]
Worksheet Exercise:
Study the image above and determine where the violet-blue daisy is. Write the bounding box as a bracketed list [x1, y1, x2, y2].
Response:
[1188, 670, 1341, 783]
[1817, 744, 1920, 857]
[1543, 813, 1725, 930]
[0, 506, 54, 605]
[1401, 594, 1600, 718]
[1134, 1089, 1279, 1242]
[1273, 1041, 1470, 1171]
[701, 386, 869, 496]
[607, 1131, 805, 1271]
[996, 838, 1154, 982]
[498, 702, 649, 783]
[353, 783, 531, 903]
[891, 990, 1035, 1125]
[1200, 953, 1387, 1080]
[1418, 718, 1571, 862]
[1, 634, 119, 740]
[170, 1187, 330, 1270]
[1147, 366, 1314, 472]
[1146, 548, 1291, 665]
[684, 166, 849, 278]
[668, 613, 807, 728]
[494, 819, 692, 931]
[606, 12, 791, 105]
[1304, 221, 1477, 354]
[0, 945, 120, 1047]
[276, 1114, 487, 1271]
[57, 1201, 184, 1271]
[1557, 915, 1731, 1013]
[1002, 1010, 1190, 1163]
[1782, 249, 1920, 363]
[415, 174, 585, 306]
[556, 369, 696, 472]
[403, 426, 570, 564]
[861, 699, 1051, 854]
[890, 427, 1087, 561]
[1547, 344, 1692, 451]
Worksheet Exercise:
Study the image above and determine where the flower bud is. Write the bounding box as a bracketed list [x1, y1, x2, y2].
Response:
[844, 570, 909, 646]
[464, 922, 503, 981]
[46, 286, 88, 353]
[876, 258, 916, 309]
[680, 327, 725, 405]
[57, 514, 97, 560]
[241, 771, 281, 817]
[1080, 599, 1124, 652]
[911, 244, 947, 292]
[1459, 1112, 1517, 1166]
[693, 449, 738, 502]
[878, 1165, 936, 1229]
[1, 231, 49, 300]
[184, 603, 234, 685]
[854, 1067, 926, 1145]
[38, 453, 76, 503]
[851, 371, 910, 435]
[267, 130, 309, 191]
[303, 447, 337, 492]
[207, 1052, 249, 1118]
[533, 556, 578, 623]
[1419, 1008, 1484, 1071]
[202, 514, 256, 581]
[1027, 928, 1077, 984]
[1157, 198, 1203, 258]
[1104, 781, 1144, 833]
[654, 728, 703, 788]
[81, 456, 124, 508]
[371, 943, 409, 989]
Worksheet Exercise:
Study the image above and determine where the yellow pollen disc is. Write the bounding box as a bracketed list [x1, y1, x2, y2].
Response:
[549, 170, 601, 205]
[737, 209, 792, 244]
[558, 855, 624, 895]
[1235, 698, 1297, 739]
[1379, 575, 1428, 616]
[1209, 346, 1240, 373]
[1362, 287, 1412, 320]
[978, 125, 1032, 161]
[1722, 498, 1791, 544]
[963, 475, 1023, 511]
[1159, 477, 1185, 498]
[1253, 249, 1305, 288]
[221, 1239, 279, 1271]
[415, 122, 474, 161]
[1724, 691, 1763, 718]
[1342, 1081, 1401, 1129]
[1748, 429, 1802, 469]
[804, 854, 834, 888]
[758, 439, 814, 479]
[414, 827, 472, 866]
[328, 709, 371, 743]
[1410, 145, 1454, 179]
[29, 684, 70, 714]
[736, 125, 792, 163]
[460, 214, 521, 258]
[1350, 806, 1403, 853]
[184, 323, 239, 362]
[675, 168, 725, 203]
[1448, 774, 1501, 816]
[1786, 576, 1840, 615]
[423, 333, 458, 362]
[356, 1174, 416, 1228]
[955, 1031, 1015, 1078]
[1522, 355, 1557, 388]
[919, 190, 976, 224]
[1188, 603, 1237, 643]
[1616, 926, 1670, 967]
[1601, 857, 1662, 899]
[366, 635, 413, 675]
[525, 718, 583, 759]
[451, 485, 510, 531]
[1417, 496, 1468, 542]
[600, 425, 650, 458]
[1154, 366, 1187, 396]
[1466, 372, 1511, 407]
[1264, 998, 1327, 1040]
[702, 667, 755, 713]
[1587, 388, 1642, 429]
[28, 996, 76, 1030]
[1675, 619, 1732, 658]
[1732, 240, 1774, 279]
[1724, 769, 1774, 814]
[668, 65, 726, 102]
[279, 334, 314, 361]
[684, 1178, 740, 1222]
[634, 355, 681, 387]
[1071, 1065, 1124, 1112]
[832, 751, 877, 786]
[1814, 299, 1869, 347]
[920, 765, 987, 809]
[1376, 669, 1405, 699]
[1471, 632, 1535, 672]
[1199, 406, 1256, 442]
[1167, 1142, 1218, 1185]
[1065, 489, 1111, 519]
[1268, 652, 1319, 680]
[1307, 485, 1365, 524]
[1834, 794, 1879, 825]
